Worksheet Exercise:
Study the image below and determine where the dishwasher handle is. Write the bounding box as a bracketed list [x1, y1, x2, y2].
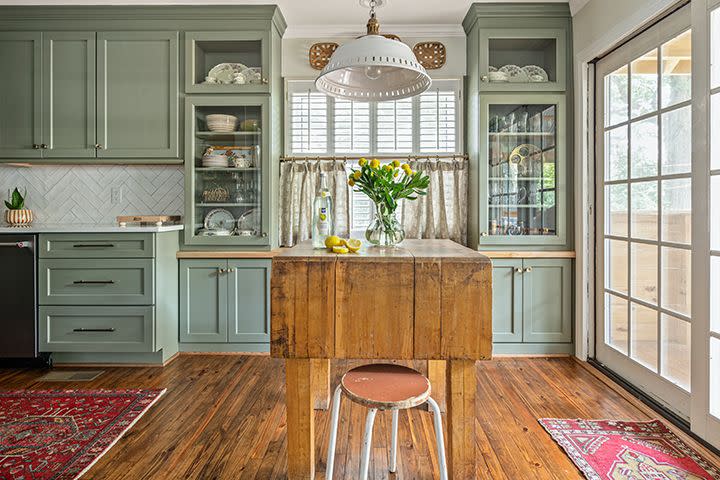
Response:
[0, 241, 31, 248]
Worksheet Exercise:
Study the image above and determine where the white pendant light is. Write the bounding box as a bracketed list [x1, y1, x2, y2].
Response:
[315, 0, 431, 101]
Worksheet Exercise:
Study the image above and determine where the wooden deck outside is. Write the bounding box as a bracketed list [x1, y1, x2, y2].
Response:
[1, 355, 717, 479]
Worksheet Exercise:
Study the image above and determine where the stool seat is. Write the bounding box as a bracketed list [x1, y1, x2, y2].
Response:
[340, 364, 431, 410]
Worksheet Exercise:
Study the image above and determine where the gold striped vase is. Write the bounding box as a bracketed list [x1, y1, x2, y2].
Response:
[4, 209, 33, 226]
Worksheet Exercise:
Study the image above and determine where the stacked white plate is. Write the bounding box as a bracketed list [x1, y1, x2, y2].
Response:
[206, 114, 237, 133]
[202, 154, 229, 168]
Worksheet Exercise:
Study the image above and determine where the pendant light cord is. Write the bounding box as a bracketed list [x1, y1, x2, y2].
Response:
[366, 0, 380, 35]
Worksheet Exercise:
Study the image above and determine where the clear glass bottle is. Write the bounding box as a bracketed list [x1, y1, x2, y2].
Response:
[312, 173, 334, 248]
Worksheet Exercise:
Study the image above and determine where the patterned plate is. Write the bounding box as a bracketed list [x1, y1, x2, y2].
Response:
[498, 65, 529, 83]
[523, 65, 549, 82]
[204, 208, 235, 232]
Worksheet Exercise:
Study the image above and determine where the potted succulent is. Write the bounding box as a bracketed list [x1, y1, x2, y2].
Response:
[4, 188, 33, 226]
[348, 158, 429, 247]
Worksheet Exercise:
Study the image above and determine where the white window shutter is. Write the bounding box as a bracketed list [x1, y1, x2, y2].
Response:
[419, 89, 457, 152]
[334, 99, 370, 153]
[289, 90, 328, 153]
[376, 98, 413, 153]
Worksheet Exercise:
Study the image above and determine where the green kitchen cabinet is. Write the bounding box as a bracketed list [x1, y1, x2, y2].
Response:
[492, 257, 573, 351]
[185, 31, 271, 94]
[42, 32, 96, 158]
[522, 258, 572, 343]
[491, 259, 523, 343]
[97, 31, 178, 159]
[227, 260, 270, 343]
[179, 259, 271, 347]
[0, 32, 42, 158]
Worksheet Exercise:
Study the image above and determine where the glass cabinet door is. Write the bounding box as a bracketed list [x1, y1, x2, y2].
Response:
[480, 95, 566, 246]
[185, 31, 270, 94]
[185, 96, 270, 246]
[478, 29, 567, 91]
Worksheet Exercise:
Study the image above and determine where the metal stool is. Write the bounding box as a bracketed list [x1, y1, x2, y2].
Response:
[326, 364, 448, 480]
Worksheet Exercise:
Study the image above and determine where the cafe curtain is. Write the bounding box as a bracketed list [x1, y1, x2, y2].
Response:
[278, 159, 350, 247]
[401, 156, 468, 244]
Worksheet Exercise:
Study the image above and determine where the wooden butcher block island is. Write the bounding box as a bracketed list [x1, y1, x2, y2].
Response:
[271, 239, 492, 479]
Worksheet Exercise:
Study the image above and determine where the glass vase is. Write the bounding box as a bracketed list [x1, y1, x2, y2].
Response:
[365, 203, 405, 247]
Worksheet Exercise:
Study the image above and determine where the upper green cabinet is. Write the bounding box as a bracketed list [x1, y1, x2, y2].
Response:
[97, 31, 178, 159]
[185, 31, 271, 94]
[0, 32, 41, 158]
[42, 32, 96, 158]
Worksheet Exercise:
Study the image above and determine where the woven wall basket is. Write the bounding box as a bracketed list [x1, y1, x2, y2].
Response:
[5, 209, 33, 225]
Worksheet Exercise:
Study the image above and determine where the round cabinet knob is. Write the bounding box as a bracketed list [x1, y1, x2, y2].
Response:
[261, 78, 269, 85]
[218, 268, 226, 274]
[524, 267, 533, 273]
[481, 75, 489, 82]
[480, 232, 489, 237]
[261, 232, 268, 238]
[40, 144, 48, 149]
[227, 268, 235, 273]
[32, 144, 40, 149]
[94, 143, 103, 149]
[515, 267, 523, 274]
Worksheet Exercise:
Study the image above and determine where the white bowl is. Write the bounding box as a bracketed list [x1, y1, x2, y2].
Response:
[206, 114, 237, 132]
[488, 71, 509, 83]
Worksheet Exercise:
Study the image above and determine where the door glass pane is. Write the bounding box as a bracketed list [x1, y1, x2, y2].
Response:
[631, 181, 658, 240]
[661, 30, 692, 108]
[487, 104, 556, 237]
[606, 293, 629, 354]
[712, 94, 720, 170]
[631, 116, 658, 178]
[606, 126, 628, 180]
[711, 336, 720, 418]
[661, 314, 691, 390]
[631, 302, 658, 370]
[661, 178, 692, 244]
[606, 239, 629, 293]
[712, 9, 720, 89]
[605, 65, 629, 126]
[632, 243, 658, 304]
[631, 49, 658, 118]
[661, 247, 691, 316]
[712, 256, 720, 334]
[712, 176, 720, 251]
[661, 106, 691, 174]
[606, 184, 628, 237]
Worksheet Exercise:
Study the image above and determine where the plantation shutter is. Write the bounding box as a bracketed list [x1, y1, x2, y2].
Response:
[419, 89, 457, 152]
[289, 89, 328, 153]
[376, 98, 413, 153]
[334, 99, 371, 153]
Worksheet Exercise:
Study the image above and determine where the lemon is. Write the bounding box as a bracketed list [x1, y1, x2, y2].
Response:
[332, 245, 349, 254]
[344, 238, 362, 253]
[325, 235, 342, 249]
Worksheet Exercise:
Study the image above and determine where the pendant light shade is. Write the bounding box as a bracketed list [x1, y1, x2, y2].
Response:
[315, 4, 431, 101]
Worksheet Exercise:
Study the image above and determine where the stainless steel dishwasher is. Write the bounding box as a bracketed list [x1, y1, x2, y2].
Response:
[0, 234, 43, 363]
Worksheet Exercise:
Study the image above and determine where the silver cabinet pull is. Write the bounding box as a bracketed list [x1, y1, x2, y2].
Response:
[0, 241, 30, 248]
[73, 328, 116, 332]
[524, 267, 533, 273]
[73, 244, 115, 248]
[73, 280, 115, 285]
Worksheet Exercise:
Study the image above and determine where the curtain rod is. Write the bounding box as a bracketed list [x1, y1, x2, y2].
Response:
[280, 154, 469, 162]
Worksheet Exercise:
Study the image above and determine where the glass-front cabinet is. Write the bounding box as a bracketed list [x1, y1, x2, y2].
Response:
[479, 94, 566, 246]
[185, 31, 270, 94]
[184, 96, 270, 246]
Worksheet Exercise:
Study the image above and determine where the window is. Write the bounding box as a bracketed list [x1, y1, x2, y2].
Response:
[286, 79, 463, 232]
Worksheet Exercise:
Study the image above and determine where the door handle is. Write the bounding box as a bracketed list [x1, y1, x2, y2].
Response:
[73, 280, 115, 285]
[0, 241, 30, 248]
[72, 328, 116, 332]
[73, 244, 115, 248]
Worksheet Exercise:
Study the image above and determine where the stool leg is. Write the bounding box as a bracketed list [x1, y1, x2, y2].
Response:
[390, 409, 399, 473]
[326, 385, 343, 480]
[427, 397, 448, 480]
[359, 408, 378, 480]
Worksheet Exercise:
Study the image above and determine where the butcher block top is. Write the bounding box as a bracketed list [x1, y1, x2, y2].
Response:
[271, 239, 493, 361]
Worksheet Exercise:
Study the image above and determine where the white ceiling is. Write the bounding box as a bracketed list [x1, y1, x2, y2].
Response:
[0, 0, 590, 37]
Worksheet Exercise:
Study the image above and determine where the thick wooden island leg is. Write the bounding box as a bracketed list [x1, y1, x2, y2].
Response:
[428, 359, 447, 412]
[311, 358, 330, 410]
[446, 359, 476, 479]
[286, 359, 315, 479]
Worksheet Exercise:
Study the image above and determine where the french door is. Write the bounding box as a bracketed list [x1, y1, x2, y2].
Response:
[595, 6, 693, 419]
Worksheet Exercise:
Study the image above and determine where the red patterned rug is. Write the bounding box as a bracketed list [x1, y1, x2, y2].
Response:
[539, 418, 720, 479]
[0, 389, 165, 480]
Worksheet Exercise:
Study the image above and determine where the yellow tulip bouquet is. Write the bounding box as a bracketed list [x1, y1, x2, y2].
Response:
[348, 158, 430, 246]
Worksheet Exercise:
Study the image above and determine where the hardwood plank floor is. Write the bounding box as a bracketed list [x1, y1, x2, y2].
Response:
[0, 355, 716, 479]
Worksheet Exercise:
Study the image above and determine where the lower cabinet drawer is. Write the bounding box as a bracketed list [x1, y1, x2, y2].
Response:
[40, 259, 155, 305]
[39, 306, 155, 352]
[39, 233, 155, 258]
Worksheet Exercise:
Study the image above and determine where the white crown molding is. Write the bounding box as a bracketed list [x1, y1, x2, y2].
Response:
[284, 23, 466, 39]
[568, 0, 591, 16]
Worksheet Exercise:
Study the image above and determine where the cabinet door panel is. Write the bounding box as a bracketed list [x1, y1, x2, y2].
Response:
[491, 259, 523, 342]
[522, 258, 572, 343]
[180, 260, 227, 343]
[227, 260, 270, 343]
[97, 31, 178, 158]
[42, 32, 96, 158]
[0, 32, 41, 158]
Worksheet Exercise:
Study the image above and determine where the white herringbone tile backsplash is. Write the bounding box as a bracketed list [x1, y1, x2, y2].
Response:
[0, 165, 184, 224]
